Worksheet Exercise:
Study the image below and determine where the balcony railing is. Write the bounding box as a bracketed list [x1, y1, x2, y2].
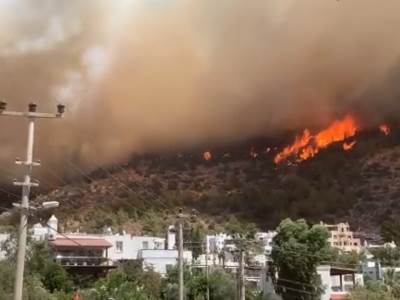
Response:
[55, 255, 113, 267]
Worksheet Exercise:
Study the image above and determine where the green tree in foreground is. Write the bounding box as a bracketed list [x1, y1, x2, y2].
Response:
[384, 268, 400, 298]
[162, 266, 237, 300]
[0, 259, 14, 300]
[0, 239, 73, 300]
[27, 242, 73, 293]
[370, 246, 400, 267]
[271, 218, 331, 300]
[349, 280, 395, 300]
[93, 261, 162, 300]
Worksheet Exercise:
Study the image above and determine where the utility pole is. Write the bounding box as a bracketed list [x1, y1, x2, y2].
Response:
[238, 249, 245, 300]
[205, 245, 210, 300]
[178, 210, 184, 300]
[0, 102, 64, 300]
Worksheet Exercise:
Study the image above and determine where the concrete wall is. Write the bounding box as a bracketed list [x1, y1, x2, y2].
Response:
[139, 249, 193, 276]
[105, 235, 165, 260]
[317, 265, 332, 300]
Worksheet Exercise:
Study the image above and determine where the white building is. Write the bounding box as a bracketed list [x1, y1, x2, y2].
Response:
[32, 223, 49, 241]
[251, 254, 268, 267]
[317, 265, 363, 300]
[105, 234, 165, 261]
[32, 214, 59, 241]
[255, 231, 277, 255]
[320, 222, 361, 253]
[47, 214, 58, 240]
[167, 225, 176, 250]
[139, 249, 193, 276]
[8, 215, 194, 277]
[49, 233, 114, 270]
[205, 233, 233, 254]
[28, 216, 192, 275]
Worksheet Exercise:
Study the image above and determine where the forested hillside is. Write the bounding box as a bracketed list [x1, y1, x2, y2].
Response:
[3, 129, 398, 236]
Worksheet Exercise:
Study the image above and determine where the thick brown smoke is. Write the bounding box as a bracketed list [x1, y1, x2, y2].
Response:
[1, 0, 400, 175]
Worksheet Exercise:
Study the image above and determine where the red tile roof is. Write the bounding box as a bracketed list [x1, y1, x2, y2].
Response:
[50, 238, 112, 248]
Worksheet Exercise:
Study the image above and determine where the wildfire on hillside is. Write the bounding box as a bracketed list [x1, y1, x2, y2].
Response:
[343, 141, 357, 151]
[198, 117, 391, 164]
[274, 115, 358, 164]
[203, 151, 212, 161]
[380, 124, 391, 136]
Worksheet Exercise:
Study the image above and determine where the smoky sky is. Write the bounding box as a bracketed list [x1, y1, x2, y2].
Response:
[0, 0, 400, 172]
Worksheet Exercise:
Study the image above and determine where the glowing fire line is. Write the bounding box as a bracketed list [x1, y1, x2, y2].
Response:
[379, 124, 390, 136]
[274, 115, 358, 164]
[343, 141, 356, 151]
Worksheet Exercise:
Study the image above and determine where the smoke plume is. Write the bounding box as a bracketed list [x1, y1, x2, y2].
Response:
[1, 0, 400, 174]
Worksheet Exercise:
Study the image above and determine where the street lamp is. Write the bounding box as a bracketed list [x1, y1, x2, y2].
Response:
[41, 201, 59, 210]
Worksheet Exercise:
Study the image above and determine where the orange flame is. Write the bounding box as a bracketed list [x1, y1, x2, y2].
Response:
[274, 115, 358, 164]
[343, 141, 356, 151]
[203, 151, 212, 161]
[274, 129, 312, 164]
[379, 124, 390, 136]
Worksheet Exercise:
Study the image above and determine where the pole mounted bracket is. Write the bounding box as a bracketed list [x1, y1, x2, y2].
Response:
[13, 181, 39, 187]
[15, 158, 41, 167]
[12, 203, 37, 211]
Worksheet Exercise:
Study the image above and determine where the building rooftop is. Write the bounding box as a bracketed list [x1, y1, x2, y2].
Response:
[50, 237, 112, 248]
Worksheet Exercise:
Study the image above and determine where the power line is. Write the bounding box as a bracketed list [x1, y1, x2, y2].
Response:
[42, 166, 69, 186]
[227, 237, 361, 268]
[44, 223, 85, 249]
[63, 159, 166, 220]
[275, 283, 315, 296]
[0, 206, 14, 211]
[0, 163, 57, 192]
[68, 161, 170, 212]
[66, 160, 94, 183]
[43, 223, 316, 299]
[0, 164, 55, 191]
[72, 159, 170, 213]
[271, 245, 361, 268]
[109, 162, 171, 210]
[0, 186, 20, 198]
[277, 278, 316, 289]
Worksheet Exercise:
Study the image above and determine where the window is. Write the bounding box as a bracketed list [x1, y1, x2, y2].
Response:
[116, 241, 123, 253]
[142, 241, 149, 249]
